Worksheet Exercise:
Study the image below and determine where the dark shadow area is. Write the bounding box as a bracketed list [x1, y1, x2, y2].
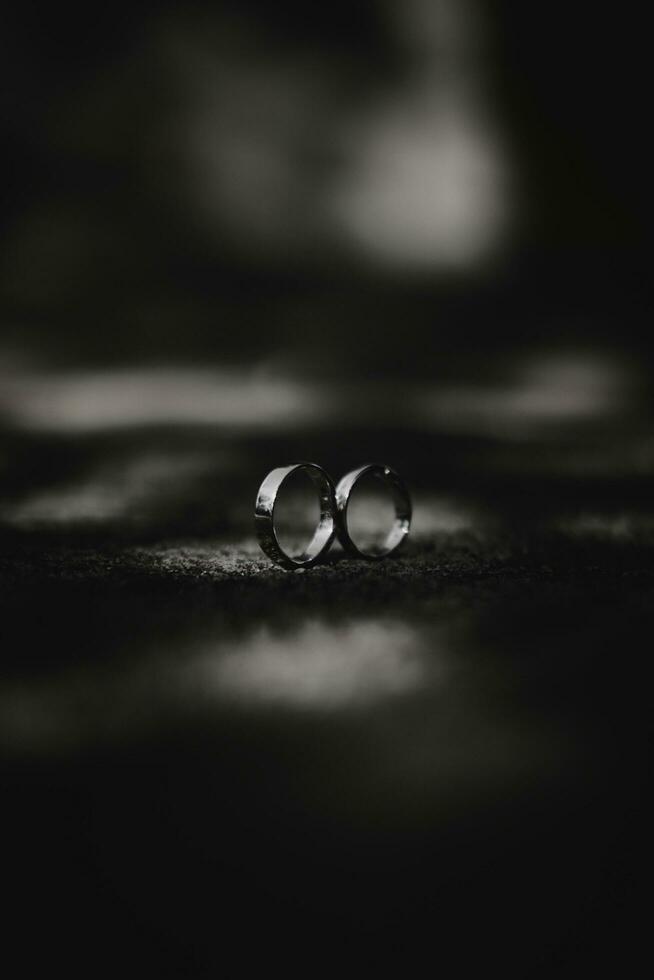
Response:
[2, 0, 652, 974]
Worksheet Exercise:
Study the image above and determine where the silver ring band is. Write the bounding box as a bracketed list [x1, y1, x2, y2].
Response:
[255, 462, 337, 570]
[335, 463, 411, 559]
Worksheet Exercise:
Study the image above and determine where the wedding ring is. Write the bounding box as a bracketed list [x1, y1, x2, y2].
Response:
[255, 462, 337, 570]
[335, 463, 411, 559]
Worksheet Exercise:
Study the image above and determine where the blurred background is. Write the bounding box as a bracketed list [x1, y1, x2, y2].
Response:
[1, 0, 652, 534]
[1, 0, 652, 974]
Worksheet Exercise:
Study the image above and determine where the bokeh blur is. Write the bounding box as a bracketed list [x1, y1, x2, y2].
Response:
[1, 1, 652, 974]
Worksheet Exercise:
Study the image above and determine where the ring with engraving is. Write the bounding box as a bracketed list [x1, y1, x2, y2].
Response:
[255, 462, 337, 570]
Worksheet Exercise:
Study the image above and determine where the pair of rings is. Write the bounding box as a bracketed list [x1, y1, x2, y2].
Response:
[255, 462, 412, 571]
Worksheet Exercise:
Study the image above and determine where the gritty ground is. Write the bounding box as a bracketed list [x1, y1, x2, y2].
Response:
[1, 424, 652, 975]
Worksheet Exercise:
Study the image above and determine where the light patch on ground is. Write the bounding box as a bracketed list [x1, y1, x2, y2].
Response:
[415, 354, 628, 436]
[194, 619, 429, 710]
[557, 513, 654, 540]
[2, 451, 213, 526]
[0, 367, 324, 433]
[411, 497, 475, 537]
[0, 618, 435, 753]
